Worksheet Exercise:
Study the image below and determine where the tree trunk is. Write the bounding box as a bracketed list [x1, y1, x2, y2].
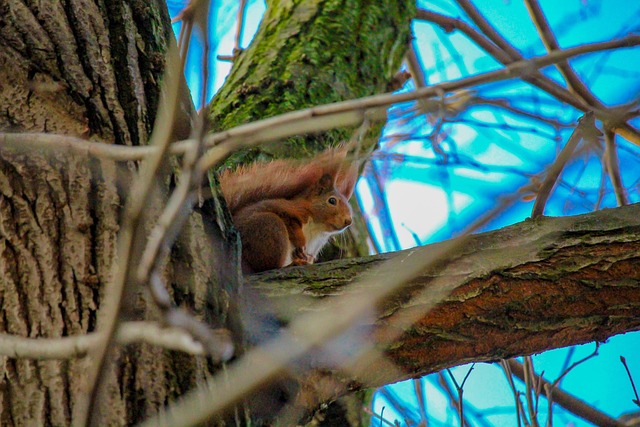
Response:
[209, 0, 413, 160]
[0, 0, 209, 425]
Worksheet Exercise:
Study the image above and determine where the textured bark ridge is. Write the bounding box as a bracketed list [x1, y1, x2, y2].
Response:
[0, 148, 115, 424]
[0, 152, 224, 426]
[0, 0, 173, 143]
[249, 203, 640, 390]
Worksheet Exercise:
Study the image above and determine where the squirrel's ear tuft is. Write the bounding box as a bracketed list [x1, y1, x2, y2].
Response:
[337, 163, 358, 200]
[317, 174, 335, 193]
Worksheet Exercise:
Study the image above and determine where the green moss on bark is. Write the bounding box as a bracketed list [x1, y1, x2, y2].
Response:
[208, 0, 415, 162]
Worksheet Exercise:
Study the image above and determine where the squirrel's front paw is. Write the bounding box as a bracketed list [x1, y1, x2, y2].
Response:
[292, 248, 313, 265]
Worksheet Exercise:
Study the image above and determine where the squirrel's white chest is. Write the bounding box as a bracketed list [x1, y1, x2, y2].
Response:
[302, 220, 333, 257]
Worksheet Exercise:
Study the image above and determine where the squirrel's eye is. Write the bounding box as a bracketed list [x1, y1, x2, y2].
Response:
[328, 197, 337, 205]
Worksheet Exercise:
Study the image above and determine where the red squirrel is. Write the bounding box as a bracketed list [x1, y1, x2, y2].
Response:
[218, 148, 359, 273]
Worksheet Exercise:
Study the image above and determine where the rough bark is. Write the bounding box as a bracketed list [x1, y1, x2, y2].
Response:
[0, 1, 206, 425]
[249, 203, 640, 391]
[0, 0, 177, 142]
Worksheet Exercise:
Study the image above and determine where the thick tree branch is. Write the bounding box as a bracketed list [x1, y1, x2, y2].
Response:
[248, 202, 640, 389]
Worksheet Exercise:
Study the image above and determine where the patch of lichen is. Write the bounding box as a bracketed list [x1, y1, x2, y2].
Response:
[208, 0, 415, 163]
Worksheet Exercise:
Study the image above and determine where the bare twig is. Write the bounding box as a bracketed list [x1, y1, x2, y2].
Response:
[452, 0, 589, 105]
[531, 112, 600, 218]
[416, 7, 581, 112]
[525, 0, 575, 88]
[523, 357, 541, 427]
[551, 344, 600, 389]
[234, 0, 248, 53]
[0, 322, 213, 359]
[620, 356, 640, 407]
[437, 372, 473, 427]
[413, 379, 428, 424]
[378, 388, 420, 425]
[416, 7, 640, 144]
[148, 274, 234, 361]
[474, 97, 573, 128]
[406, 42, 427, 89]
[136, 1, 234, 362]
[604, 129, 629, 206]
[219, 0, 248, 61]
[446, 364, 476, 427]
[500, 360, 527, 427]
[364, 406, 396, 427]
[0, 132, 157, 161]
[436, 373, 494, 427]
[614, 125, 640, 147]
[524, 0, 596, 105]
[198, 3, 211, 111]
[521, 0, 640, 169]
[416, 9, 507, 63]
[178, 22, 193, 71]
[507, 359, 625, 427]
[454, 0, 522, 60]
[197, 36, 640, 172]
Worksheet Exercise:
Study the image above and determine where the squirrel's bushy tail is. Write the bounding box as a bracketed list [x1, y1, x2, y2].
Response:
[218, 147, 359, 214]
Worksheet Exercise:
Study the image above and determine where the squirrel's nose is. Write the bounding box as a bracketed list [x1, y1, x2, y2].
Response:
[344, 217, 352, 227]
